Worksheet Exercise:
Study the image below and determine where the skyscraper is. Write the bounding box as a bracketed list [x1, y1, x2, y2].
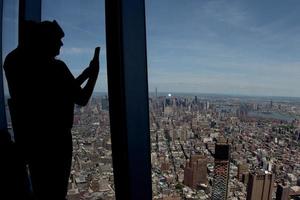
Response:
[246, 170, 275, 200]
[275, 183, 289, 200]
[101, 96, 109, 111]
[184, 154, 207, 189]
[211, 138, 230, 200]
[238, 163, 249, 182]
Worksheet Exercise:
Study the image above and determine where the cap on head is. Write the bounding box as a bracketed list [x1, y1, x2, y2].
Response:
[40, 20, 65, 39]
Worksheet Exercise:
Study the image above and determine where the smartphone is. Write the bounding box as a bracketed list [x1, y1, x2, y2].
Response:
[93, 47, 100, 60]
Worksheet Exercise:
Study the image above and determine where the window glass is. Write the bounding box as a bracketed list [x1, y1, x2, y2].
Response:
[2, 0, 19, 136]
[146, 0, 300, 199]
[42, 1, 115, 199]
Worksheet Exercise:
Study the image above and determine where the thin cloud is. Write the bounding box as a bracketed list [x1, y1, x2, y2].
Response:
[61, 47, 106, 56]
[61, 47, 93, 55]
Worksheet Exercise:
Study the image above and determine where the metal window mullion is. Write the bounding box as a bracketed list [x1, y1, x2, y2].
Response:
[19, 0, 41, 44]
[19, 0, 41, 22]
[105, 0, 152, 199]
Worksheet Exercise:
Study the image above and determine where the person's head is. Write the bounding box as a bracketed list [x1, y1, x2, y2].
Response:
[38, 20, 64, 57]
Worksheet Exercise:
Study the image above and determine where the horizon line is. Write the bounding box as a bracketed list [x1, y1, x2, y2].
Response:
[92, 91, 300, 99]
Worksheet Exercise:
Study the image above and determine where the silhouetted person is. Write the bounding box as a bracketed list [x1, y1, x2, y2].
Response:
[4, 20, 100, 200]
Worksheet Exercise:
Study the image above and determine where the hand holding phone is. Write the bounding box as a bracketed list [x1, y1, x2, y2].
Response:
[93, 47, 100, 61]
[89, 47, 100, 73]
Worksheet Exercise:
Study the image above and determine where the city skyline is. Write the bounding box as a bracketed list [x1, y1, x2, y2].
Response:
[3, 0, 300, 97]
[3, 1, 300, 199]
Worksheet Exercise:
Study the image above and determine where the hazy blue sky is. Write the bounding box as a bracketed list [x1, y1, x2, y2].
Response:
[3, 0, 300, 97]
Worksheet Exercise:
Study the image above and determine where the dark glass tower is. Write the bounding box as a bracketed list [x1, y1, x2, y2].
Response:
[212, 139, 230, 200]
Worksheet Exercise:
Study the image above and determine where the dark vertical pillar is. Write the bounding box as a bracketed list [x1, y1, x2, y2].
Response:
[105, 0, 152, 199]
[19, 0, 41, 44]
[19, 0, 41, 22]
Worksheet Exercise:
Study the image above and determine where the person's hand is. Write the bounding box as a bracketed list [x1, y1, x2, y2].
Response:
[89, 47, 100, 74]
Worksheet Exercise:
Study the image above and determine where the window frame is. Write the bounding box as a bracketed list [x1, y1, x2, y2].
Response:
[105, 0, 152, 199]
[0, 0, 153, 199]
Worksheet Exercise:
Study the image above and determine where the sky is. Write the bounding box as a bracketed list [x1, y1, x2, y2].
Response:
[2, 0, 300, 97]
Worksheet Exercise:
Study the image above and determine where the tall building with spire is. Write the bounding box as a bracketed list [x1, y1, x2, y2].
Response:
[211, 138, 230, 200]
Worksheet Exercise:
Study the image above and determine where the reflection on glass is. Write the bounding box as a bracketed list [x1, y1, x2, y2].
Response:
[2, 0, 19, 138]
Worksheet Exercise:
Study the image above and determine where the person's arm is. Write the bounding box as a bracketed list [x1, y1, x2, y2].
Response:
[75, 47, 100, 106]
[76, 67, 91, 86]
